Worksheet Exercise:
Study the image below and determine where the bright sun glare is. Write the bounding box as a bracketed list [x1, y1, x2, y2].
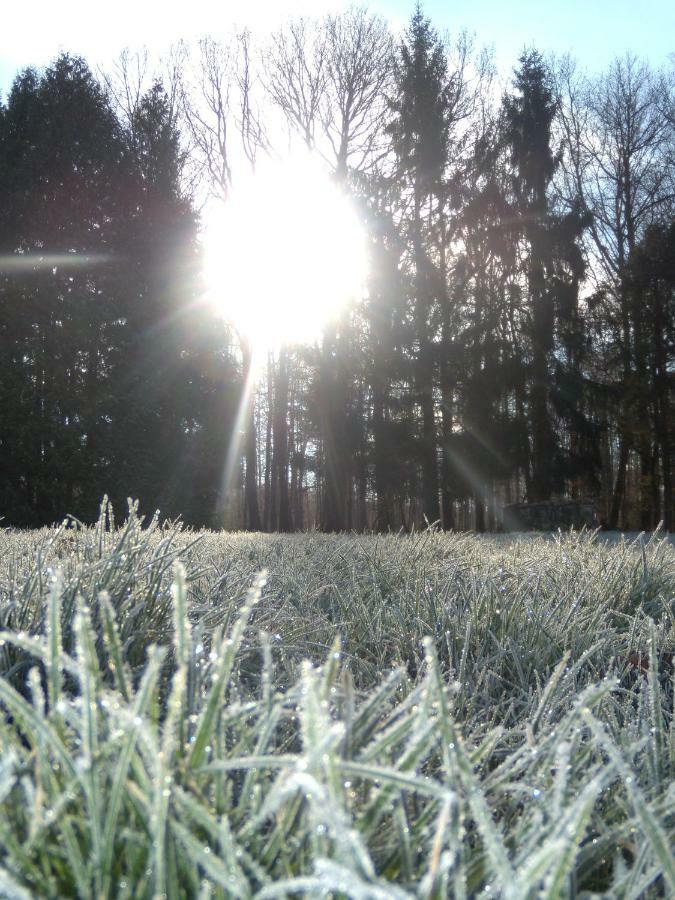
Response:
[203, 153, 367, 352]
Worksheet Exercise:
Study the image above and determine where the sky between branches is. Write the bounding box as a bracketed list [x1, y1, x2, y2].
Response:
[1, 0, 673, 96]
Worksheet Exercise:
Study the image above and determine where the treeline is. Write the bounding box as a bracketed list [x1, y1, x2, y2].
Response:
[0, 58, 239, 525]
[1, 6, 674, 530]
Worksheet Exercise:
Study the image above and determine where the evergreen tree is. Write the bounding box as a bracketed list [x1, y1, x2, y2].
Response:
[387, 4, 452, 524]
[109, 78, 204, 520]
[502, 51, 589, 501]
[0, 57, 133, 523]
[0, 25, 672, 533]
[625, 221, 675, 529]
[0, 57, 235, 527]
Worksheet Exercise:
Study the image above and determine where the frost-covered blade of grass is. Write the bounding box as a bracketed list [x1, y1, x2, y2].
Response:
[0, 504, 672, 896]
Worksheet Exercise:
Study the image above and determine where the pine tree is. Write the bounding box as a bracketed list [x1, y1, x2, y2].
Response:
[0, 57, 234, 527]
[625, 221, 675, 529]
[503, 51, 589, 501]
[0, 56, 132, 523]
[388, 4, 452, 524]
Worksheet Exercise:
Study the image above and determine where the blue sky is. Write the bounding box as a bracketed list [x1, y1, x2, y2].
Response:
[371, 0, 674, 71]
[1, 0, 672, 94]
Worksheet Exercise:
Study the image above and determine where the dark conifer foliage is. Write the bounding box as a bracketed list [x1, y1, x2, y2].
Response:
[502, 51, 591, 501]
[387, 5, 451, 525]
[625, 221, 675, 530]
[0, 56, 238, 526]
[0, 56, 133, 524]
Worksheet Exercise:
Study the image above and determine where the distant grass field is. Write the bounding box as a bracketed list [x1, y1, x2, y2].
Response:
[0, 500, 673, 898]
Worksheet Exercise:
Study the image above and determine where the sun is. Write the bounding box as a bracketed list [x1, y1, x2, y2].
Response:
[203, 153, 367, 352]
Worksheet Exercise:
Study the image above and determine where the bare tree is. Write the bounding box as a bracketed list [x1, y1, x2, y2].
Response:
[260, 10, 395, 530]
[180, 32, 271, 200]
[555, 54, 675, 526]
[264, 17, 328, 151]
[100, 45, 199, 201]
[100, 45, 186, 140]
[179, 33, 271, 529]
[100, 48, 151, 129]
[321, 7, 394, 176]
[556, 54, 674, 292]
[237, 29, 270, 168]
[264, 8, 394, 176]
[180, 36, 235, 199]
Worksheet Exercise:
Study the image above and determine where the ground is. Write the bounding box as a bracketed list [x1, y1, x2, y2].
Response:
[0, 510, 673, 897]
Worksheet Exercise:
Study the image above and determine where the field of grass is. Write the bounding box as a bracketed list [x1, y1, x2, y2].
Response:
[0, 500, 673, 898]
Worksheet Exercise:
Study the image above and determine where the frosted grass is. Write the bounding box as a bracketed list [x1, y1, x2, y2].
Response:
[0, 500, 673, 897]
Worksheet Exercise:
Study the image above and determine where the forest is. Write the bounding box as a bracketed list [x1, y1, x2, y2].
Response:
[1, 5, 674, 532]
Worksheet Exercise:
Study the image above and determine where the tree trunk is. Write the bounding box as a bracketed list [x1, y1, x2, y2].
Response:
[529, 252, 555, 503]
[320, 325, 347, 532]
[263, 353, 273, 530]
[530, 343, 554, 502]
[295, 441, 307, 530]
[273, 347, 292, 531]
[653, 282, 672, 530]
[661, 434, 672, 532]
[439, 312, 455, 529]
[372, 371, 392, 531]
[418, 337, 439, 524]
[475, 495, 485, 532]
[438, 197, 454, 530]
[638, 445, 656, 531]
[608, 435, 629, 530]
[241, 340, 261, 531]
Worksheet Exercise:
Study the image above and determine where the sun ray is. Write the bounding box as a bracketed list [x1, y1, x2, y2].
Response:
[218, 343, 262, 520]
[0, 253, 109, 272]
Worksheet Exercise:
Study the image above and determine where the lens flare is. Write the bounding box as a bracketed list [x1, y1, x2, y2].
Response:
[203, 152, 367, 351]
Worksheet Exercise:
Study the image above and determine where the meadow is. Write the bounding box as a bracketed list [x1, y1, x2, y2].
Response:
[0, 500, 673, 898]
